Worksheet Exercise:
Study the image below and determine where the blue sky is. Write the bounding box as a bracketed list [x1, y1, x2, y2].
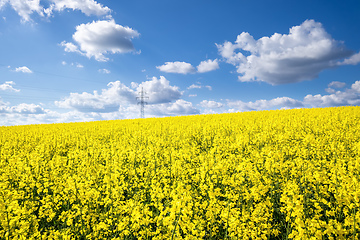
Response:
[0, 0, 360, 125]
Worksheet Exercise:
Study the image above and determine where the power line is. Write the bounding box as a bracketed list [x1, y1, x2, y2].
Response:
[136, 87, 148, 119]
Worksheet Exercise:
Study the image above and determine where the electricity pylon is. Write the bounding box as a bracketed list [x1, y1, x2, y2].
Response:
[136, 87, 148, 118]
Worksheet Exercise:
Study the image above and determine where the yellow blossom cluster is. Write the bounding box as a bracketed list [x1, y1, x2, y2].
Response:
[1, 106, 359, 239]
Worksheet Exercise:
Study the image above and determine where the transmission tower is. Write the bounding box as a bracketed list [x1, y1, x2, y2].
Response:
[136, 87, 148, 118]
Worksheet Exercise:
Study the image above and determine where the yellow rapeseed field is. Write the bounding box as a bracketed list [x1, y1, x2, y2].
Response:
[1, 106, 360, 239]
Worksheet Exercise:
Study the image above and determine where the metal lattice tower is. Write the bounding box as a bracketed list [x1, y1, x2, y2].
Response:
[136, 87, 148, 118]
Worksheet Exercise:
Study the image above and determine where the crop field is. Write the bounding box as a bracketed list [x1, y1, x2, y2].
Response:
[1, 106, 360, 239]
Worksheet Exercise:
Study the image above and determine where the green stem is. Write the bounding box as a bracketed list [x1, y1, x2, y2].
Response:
[353, 205, 356, 240]
[171, 208, 182, 240]
[224, 198, 231, 239]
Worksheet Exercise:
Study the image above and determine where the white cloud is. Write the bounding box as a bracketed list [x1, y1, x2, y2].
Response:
[224, 80, 360, 112]
[130, 82, 139, 89]
[3, 79, 360, 126]
[98, 68, 110, 74]
[51, 77, 196, 120]
[55, 76, 182, 112]
[157, 59, 220, 74]
[0, 100, 200, 126]
[156, 61, 196, 74]
[200, 100, 223, 108]
[328, 81, 346, 88]
[61, 19, 140, 61]
[0, 0, 44, 22]
[304, 92, 360, 107]
[0, 103, 45, 114]
[228, 97, 304, 111]
[48, 0, 111, 17]
[148, 99, 199, 116]
[217, 20, 355, 85]
[351, 81, 360, 92]
[0, 77, 197, 125]
[326, 81, 346, 93]
[0, 0, 111, 22]
[304, 80, 360, 107]
[197, 59, 219, 73]
[15, 66, 32, 73]
[55, 81, 136, 112]
[0, 108, 102, 126]
[187, 84, 202, 89]
[76, 63, 84, 68]
[338, 52, 360, 65]
[325, 88, 336, 94]
[60, 41, 80, 53]
[187, 83, 212, 91]
[0, 81, 20, 92]
[61, 61, 67, 65]
[139, 76, 182, 104]
[189, 94, 197, 97]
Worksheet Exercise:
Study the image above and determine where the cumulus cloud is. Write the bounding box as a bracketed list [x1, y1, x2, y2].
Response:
[0, 0, 111, 22]
[0, 108, 104, 126]
[61, 19, 140, 61]
[156, 61, 196, 74]
[0, 0, 44, 22]
[328, 81, 346, 89]
[15, 66, 32, 73]
[338, 52, 360, 65]
[200, 100, 223, 108]
[0, 81, 20, 92]
[304, 80, 360, 107]
[351, 81, 360, 92]
[0, 103, 126, 125]
[304, 91, 360, 107]
[325, 88, 336, 94]
[0, 77, 192, 125]
[0, 100, 200, 126]
[227, 97, 304, 111]
[0, 103, 45, 114]
[53, 76, 199, 119]
[55, 76, 183, 112]
[217, 19, 356, 85]
[55, 81, 136, 112]
[139, 76, 182, 104]
[157, 59, 220, 74]
[60, 41, 80, 53]
[48, 0, 111, 17]
[220, 80, 360, 112]
[4, 79, 360, 126]
[326, 81, 346, 93]
[148, 100, 199, 116]
[197, 59, 219, 73]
